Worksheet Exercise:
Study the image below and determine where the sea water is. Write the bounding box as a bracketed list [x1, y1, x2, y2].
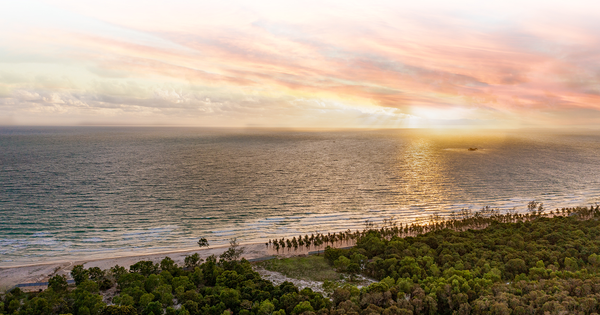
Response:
[1, 127, 599, 266]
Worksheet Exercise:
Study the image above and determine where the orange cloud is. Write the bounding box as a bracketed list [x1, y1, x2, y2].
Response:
[4, 0, 600, 127]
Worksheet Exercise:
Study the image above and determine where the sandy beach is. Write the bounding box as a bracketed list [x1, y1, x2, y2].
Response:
[0, 242, 274, 292]
[0, 241, 346, 292]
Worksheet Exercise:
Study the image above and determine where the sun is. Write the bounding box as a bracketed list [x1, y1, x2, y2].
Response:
[412, 107, 469, 121]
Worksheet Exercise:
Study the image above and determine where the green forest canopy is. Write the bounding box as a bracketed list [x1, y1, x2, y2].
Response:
[2, 205, 600, 315]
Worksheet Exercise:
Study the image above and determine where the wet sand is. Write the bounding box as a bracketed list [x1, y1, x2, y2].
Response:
[0, 241, 352, 292]
[0, 242, 271, 291]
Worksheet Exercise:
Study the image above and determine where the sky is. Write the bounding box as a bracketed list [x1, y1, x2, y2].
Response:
[1, 0, 600, 128]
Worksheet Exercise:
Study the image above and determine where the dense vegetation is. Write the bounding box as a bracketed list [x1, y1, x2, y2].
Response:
[3, 204, 600, 315]
[1, 246, 331, 315]
[322, 205, 600, 314]
[267, 202, 585, 254]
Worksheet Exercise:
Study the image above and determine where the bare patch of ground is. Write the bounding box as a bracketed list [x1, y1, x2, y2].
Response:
[255, 268, 328, 294]
[253, 255, 377, 296]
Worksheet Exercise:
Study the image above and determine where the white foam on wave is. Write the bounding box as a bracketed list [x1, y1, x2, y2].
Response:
[0, 238, 24, 246]
[147, 225, 179, 232]
[244, 222, 272, 228]
[211, 231, 237, 237]
[30, 238, 59, 246]
[122, 225, 178, 236]
[211, 228, 236, 233]
[263, 217, 286, 221]
[310, 214, 347, 220]
[6, 195, 600, 267]
[82, 238, 103, 243]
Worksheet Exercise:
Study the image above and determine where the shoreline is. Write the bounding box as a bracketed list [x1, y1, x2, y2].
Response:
[2, 208, 590, 291]
[0, 238, 354, 292]
[0, 237, 356, 292]
[0, 241, 272, 291]
[0, 243, 236, 269]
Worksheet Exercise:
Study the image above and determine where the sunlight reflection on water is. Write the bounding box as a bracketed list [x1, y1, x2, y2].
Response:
[1, 127, 599, 265]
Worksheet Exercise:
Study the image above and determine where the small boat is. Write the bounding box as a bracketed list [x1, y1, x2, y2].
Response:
[468, 147, 478, 151]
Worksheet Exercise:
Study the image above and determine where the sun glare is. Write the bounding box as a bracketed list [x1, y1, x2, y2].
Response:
[412, 107, 468, 121]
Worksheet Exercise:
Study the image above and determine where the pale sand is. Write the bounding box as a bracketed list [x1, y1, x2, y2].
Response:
[0, 242, 270, 291]
[0, 241, 350, 292]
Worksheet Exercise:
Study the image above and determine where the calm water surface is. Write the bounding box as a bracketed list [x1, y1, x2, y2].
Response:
[1, 127, 599, 266]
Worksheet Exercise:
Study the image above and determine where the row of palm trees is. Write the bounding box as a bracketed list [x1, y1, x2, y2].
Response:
[266, 203, 600, 254]
[267, 230, 360, 253]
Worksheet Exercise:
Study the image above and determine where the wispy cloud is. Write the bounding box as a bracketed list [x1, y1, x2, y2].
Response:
[1, 0, 600, 127]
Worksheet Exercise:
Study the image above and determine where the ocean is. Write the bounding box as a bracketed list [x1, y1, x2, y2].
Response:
[1, 127, 599, 266]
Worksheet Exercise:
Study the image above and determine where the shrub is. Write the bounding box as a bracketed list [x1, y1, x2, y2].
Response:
[48, 275, 68, 292]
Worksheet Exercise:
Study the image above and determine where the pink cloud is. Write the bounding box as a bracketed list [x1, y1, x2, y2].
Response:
[9, 1, 600, 126]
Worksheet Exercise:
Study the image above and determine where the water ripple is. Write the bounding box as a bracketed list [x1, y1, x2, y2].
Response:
[1, 127, 600, 266]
